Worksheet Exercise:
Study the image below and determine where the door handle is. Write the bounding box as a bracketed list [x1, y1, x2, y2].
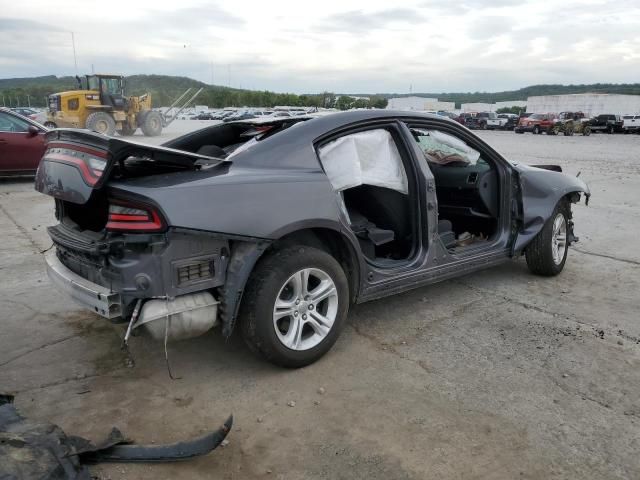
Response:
[0, 139, 7, 144]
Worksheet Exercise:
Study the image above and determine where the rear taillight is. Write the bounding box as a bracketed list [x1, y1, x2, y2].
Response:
[44, 142, 107, 186]
[106, 201, 165, 232]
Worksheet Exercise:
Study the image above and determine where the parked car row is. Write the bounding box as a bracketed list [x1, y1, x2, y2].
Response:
[455, 111, 515, 130]
[177, 107, 316, 122]
[515, 112, 638, 136]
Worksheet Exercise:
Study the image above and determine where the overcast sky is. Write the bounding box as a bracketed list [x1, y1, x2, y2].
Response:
[1, 0, 639, 94]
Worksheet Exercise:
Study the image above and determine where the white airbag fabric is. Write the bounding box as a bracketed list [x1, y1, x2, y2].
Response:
[318, 129, 408, 195]
[414, 129, 480, 165]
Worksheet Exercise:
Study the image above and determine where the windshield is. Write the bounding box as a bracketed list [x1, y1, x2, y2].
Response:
[529, 114, 544, 120]
[101, 78, 122, 95]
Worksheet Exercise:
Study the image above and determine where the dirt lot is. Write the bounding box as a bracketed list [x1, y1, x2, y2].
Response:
[1, 123, 639, 479]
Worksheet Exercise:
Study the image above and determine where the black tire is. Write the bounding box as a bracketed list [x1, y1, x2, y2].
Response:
[240, 245, 350, 368]
[583, 126, 591, 136]
[85, 112, 116, 136]
[533, 125, 540, 134]
[525, 200, 571, 276]
[608, 125, 614, 134]
[43, 121, 57, 129]
[117, 125, 136, 136]
[140, 110, 163, 136]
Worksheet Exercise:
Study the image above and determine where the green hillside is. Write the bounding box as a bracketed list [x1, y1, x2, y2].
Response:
[370, 83, 640, 106]
[1, 74, 639, 109]
[0, 74, 345, 109]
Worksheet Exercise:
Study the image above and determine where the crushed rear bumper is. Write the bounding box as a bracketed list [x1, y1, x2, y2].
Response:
[45, 250, 122, 318]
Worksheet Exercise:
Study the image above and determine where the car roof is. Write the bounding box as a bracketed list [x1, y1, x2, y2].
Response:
[0, 107, 48, 128]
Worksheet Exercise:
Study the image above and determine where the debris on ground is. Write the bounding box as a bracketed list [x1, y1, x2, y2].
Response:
[0, 394, 232, 479]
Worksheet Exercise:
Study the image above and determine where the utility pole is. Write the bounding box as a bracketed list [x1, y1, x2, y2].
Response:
[91, 63, 95, 74]
[16, 95, 20, 107]
[227, 64, 231, 88]
[27, 95, 31, 107]
[210, 61, 214, 85]
[1, 95, 4, 107]
[71, 32, 78, 75]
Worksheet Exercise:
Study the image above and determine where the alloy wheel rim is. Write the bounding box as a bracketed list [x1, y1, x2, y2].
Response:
[551, 213, 567, 265]
[272, 268, 338, 351]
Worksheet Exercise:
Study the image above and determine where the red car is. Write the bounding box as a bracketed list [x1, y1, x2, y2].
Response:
[515, 113, 557, 134]
[0, 107, 48, 175]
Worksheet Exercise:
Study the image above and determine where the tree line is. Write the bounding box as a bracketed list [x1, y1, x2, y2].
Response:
[2, 74, 639, 109]
[0, 74, 387, 109]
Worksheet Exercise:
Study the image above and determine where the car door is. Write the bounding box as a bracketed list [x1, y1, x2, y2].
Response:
[0, 111, 46, 173]
[352, 118, 516, 301]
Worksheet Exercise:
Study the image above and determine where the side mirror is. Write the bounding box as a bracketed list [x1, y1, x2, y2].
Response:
[27, 125, 40, 137]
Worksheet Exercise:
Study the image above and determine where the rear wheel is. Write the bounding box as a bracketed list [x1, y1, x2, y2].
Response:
[240, 245, 349, 368]
[608, 125, 614, 134]
[583, 126, 591, 136]
[85, 112, 116, 136]
[140, 111, 163, 136]
[533, 125, 540, 134]
[525, 200, 571, 276]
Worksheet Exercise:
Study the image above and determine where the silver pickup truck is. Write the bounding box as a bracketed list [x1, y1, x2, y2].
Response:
[622, 115, 640, 133]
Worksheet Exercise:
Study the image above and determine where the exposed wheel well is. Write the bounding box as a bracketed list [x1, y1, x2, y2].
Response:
[270, 228, 360, 303]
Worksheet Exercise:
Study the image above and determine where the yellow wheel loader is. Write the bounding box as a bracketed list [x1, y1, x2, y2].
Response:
[45, 74, 164, 137]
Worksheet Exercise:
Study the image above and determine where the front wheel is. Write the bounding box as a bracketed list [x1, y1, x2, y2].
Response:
[140, 111, 163, 136]
[240, 245, 350, 368]
[86, 112, 116, 136]
[44, 121, 57, 129]
[533, 125, 540, 134]
[525, 200, 571, 276]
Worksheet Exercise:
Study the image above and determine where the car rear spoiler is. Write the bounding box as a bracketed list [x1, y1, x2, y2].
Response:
[35, 129, 226, 204]
[46, 128, 226, 168]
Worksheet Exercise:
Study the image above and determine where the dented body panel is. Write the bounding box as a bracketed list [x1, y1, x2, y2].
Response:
[512, 163, 590, 252]
[35, 110, 590, 341]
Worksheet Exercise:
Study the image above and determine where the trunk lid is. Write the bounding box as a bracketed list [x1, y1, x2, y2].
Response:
[35, 129, 224, 205]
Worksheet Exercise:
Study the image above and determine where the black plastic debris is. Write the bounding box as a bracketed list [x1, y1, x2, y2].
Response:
[0, 394, 232, 479]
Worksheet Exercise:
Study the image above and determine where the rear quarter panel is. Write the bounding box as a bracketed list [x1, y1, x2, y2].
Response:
[109, 166, 344, 239]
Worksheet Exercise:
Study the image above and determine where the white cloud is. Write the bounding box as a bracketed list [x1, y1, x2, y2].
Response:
[1, 0, 639, 93]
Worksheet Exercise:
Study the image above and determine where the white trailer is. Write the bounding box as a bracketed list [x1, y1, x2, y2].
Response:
[526, 94, 640, 116]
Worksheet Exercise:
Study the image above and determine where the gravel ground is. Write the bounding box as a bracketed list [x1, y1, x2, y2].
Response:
[1, 122, 638, 479]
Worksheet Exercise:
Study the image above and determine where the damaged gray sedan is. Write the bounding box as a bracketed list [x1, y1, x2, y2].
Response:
[35, 110, 590, 367]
